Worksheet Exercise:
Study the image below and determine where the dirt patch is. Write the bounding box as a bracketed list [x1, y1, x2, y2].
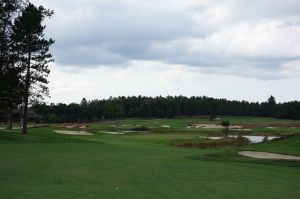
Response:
[55, 130, 93, 135]
[239, 151, 300, 160]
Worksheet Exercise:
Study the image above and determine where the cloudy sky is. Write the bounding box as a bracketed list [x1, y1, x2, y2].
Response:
[31, 0, 300, 103]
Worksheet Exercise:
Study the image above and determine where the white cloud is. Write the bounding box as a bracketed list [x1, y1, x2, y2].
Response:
[146, 17, 300, 78]
[28, 0, 300, 102]
[48, 61, 300, 103]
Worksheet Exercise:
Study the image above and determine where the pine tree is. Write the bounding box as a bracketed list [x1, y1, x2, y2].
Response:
[0, 0, 24, 128]
[12, 3, 54, 134]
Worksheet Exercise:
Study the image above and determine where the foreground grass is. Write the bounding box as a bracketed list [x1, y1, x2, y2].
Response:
[0, 120, 300, 199]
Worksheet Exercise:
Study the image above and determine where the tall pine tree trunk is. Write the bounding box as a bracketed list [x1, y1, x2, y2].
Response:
[22, 52, 31, 134]
[8, 110, 12, 130]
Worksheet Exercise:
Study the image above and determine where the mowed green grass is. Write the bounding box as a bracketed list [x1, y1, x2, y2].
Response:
[89, 116, 276, 130]
[89, 116, 300, 135]
[242, 136, 300, 156]
[1, 117, 300, 199]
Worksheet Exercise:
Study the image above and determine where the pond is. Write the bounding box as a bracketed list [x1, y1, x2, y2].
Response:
[230, 135, 280, 143]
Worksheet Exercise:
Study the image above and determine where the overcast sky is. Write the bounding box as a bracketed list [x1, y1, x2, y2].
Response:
[31, 0, 300, 103]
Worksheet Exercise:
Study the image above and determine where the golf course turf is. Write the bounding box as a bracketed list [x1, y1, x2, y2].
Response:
[0, 116, 299, 198]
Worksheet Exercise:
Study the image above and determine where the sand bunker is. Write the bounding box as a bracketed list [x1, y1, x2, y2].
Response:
[190, 124, 223, 129]
[58, 124, 89, 129]
[188, 123, 243, 129]
[208, 136, 223, 140]
[55, 130, 93, 135]
[239, 151, 300, 160]
[235, 129, 251, 131]
[99, 131, 125, 135]
[161, 125, 170, 128]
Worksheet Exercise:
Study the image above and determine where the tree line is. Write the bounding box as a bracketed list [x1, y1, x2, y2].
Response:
[0, 0, 54, 133]
[28, 95, 300, 123]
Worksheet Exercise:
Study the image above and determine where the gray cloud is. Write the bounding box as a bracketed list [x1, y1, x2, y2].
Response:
[33, 0, 300, 79]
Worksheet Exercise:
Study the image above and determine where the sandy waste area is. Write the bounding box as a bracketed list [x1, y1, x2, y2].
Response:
[239, 151, 300, 160]
[55, 130, 93, 135]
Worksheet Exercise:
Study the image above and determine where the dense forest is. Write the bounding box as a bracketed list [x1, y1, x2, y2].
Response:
[18, 95, 299, 123]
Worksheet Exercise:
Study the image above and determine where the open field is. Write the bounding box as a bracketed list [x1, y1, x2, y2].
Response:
[0, 116, 300, 199]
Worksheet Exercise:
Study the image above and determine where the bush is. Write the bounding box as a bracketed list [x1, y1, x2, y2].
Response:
[262, 135, 269, 143]
[221, 121, 230, 137]
[221, 121, 230, 127]
[237, 134, 250, 146]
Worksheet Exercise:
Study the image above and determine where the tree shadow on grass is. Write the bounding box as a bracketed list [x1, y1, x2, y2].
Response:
[0, 128, 100, 144]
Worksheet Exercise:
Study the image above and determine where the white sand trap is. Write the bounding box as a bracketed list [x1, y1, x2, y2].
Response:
[0, 127, 22, 130]
[239, 151, 300, 160]
[188, 123, 243, 129]
[161, 125, 170, 128]
[99, 131, 125, 135]
[55, 130, 93, 135]
[188, 124, 223, 129]
[208, 136, 223, 140]
[12, 127, 21, 129]
[234, 128, 251, 131]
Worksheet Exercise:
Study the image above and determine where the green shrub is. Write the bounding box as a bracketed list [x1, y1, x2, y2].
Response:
[221, 121, 230, 127]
